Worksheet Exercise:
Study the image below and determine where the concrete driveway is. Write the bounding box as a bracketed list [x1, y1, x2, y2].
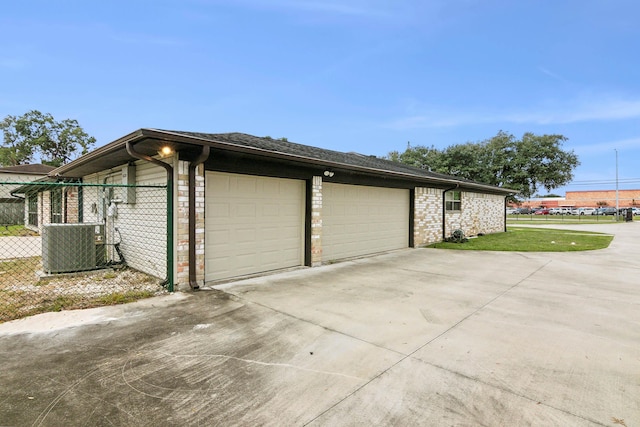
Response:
[0, 222, 638, 426]
[0, 235, 41, 259]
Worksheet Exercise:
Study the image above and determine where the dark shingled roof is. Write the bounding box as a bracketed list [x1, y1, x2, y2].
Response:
[0, 164, 56, 175]
[50, 128, 515, 194]
[160, 130, 503, 190]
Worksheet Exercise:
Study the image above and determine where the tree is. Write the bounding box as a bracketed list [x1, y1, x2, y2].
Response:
[0, 110, 96, 167]
[387, 142, 444, 170]
[509, 133, 579, 199]
[386, 131, 579, 200]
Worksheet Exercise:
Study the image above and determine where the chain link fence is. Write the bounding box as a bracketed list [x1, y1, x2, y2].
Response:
[1, 177, 168, 322]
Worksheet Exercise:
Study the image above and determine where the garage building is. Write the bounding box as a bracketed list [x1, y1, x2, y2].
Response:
[48, 129, 514, 290]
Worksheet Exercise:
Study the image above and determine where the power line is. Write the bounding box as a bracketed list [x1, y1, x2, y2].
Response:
[565, 179, 640, 187]
[569, 178, 640, 184]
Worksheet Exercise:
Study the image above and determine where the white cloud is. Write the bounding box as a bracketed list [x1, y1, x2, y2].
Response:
[573, 137, 640, 155]
[538, 66, 563, 81]
[505, 99, 640, 124]
[385, 97, 640, 130]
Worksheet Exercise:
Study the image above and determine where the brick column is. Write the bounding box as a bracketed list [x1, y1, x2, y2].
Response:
[175, 160, 189, 289]
[194, 164, 205, 286]
[413, 187, 443, 246]
[65, 187, 79, 223]
[310, 176, 322, 266]
[40, 191, 51, 233]
[175, 161, 206, 290]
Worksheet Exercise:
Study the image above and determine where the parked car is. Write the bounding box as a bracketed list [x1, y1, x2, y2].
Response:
[506, 207, 517, 215]
[593, 207, 617, 215]
[576, 207, 596, 215]
[534, 208, 550, 215]
[514, 207, 532, 214]
[633, 207, 640, 216]
[548, 207, 562, 215]
[551, 207, 575, 215]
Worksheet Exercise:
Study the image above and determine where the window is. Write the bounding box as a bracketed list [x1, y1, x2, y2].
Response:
[27, 193, 38, 226]
[445, 191, 461, 211]
[50, 189, 63, 223]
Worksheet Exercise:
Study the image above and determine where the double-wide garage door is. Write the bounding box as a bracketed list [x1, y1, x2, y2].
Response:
[205, 172, 305, 282]
[322, 183, 410, 261]
[205, 174, 410, 282]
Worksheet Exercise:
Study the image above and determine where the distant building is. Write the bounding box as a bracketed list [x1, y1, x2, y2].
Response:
[515, 189, 640, 208]
[0, 164, 56, 225]
[566, 189, 640, 207]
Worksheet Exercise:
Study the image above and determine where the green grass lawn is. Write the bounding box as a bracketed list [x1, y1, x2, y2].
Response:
[0, 225, 38, 237]
[428, 227, 613, 252]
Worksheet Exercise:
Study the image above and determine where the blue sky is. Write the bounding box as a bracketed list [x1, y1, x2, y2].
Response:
[2, 0, 639, 195]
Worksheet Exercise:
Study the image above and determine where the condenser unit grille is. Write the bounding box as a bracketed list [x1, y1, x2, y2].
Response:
[42, 224, 97, 274]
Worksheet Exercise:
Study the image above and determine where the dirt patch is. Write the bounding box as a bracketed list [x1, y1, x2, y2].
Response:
[0, 259, 166, 322]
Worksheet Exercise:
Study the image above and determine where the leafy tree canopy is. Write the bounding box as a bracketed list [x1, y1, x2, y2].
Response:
[0, 110, 96, 167]
[387, 131, 580, 200]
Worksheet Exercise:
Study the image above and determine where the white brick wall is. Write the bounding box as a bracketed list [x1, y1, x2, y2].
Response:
[414, 187, 443, 246]
[415, 188, 505, 245]
[311, 176, 322, 266]
[445, 191, 505, 238]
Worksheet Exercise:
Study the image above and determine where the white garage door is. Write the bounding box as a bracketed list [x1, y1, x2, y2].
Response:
[205, 172, 305, 282]
[323, 183, 409, 261]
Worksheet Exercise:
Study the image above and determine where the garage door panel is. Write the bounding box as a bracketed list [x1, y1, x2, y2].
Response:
[210, 202, 230, 218]
[262, 204, 280, 216]
[205, 172, 304, 282]
[323, 183, 409, 261]
[236, 176, 257, 193]
[210, 229, 230, 244]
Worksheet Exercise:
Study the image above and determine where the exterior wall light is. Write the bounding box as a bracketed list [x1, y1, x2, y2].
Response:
[159, 146, 174, 157]
[323, 170, 335, 177]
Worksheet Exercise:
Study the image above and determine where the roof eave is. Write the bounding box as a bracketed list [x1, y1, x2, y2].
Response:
[146, 129, 515, 194]
[51, 128, 517, 194]
[50, 129, 147, 177]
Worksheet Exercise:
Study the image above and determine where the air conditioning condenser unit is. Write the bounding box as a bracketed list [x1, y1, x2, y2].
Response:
[42, 224, 98, 274]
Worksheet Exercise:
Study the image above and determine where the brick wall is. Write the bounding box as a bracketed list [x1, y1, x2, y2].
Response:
[40, 191, 50, 233]
[566, 189, 640, 207]
[176, 161, 189, 289]
[414, 189, 505, 244]
[413, 187, 443, 246]
[310, 176, 322, 266]
[195, 165, 205, 286]
[175, 161, 205, 290]
[65, 187, 79, 223]
[447, 192, 504, 237]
